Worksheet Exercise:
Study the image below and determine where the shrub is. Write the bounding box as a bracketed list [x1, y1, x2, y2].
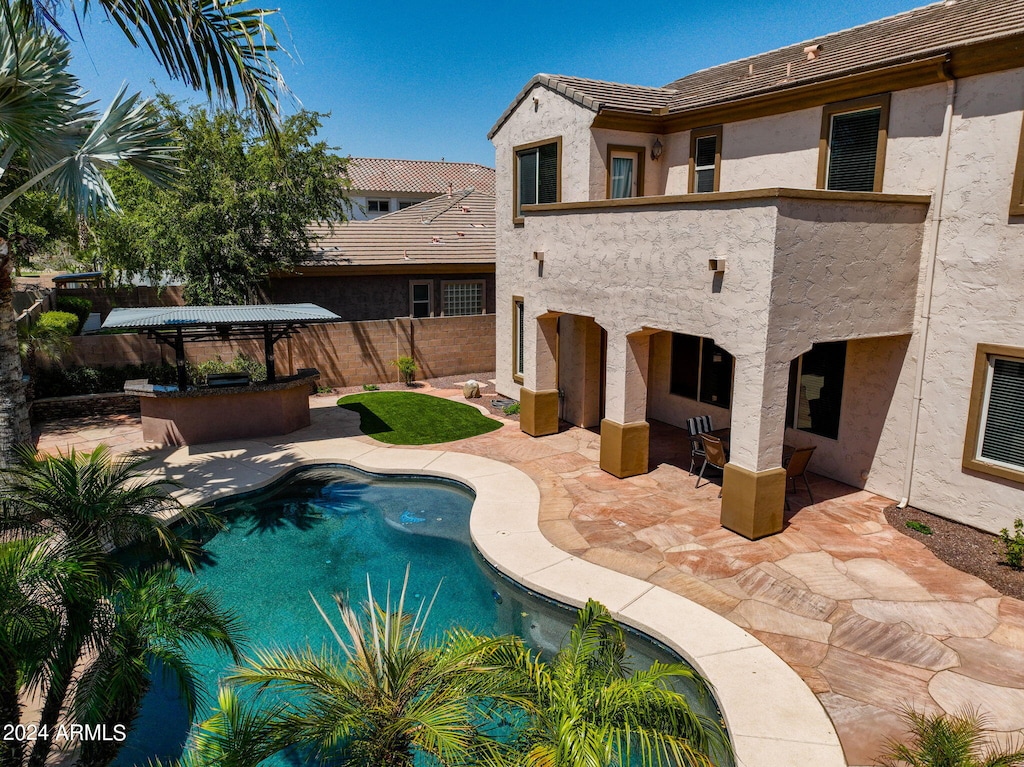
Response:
[34, 363, 178, 398]
[391, 355, 417, 386]
[362, 383, 380, 391]
[187, 353, 266, 386]
[998, 518, 1024, 570]
[905, 520, 933, 535]
[55, 296, 92, 332]
[503, 402, 520, 415]
[36, 311, 79, 337]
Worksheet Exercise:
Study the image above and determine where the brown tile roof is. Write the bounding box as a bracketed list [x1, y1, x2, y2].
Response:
[347, 158, 495, 196]
[489, 0, 1024, 137]
[301, 190, 494, 268]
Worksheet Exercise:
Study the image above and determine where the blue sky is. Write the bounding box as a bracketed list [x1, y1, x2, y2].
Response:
[68, 0, 930, 167]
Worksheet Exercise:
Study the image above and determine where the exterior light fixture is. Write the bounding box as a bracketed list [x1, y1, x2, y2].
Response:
[651, 138, 664, 161]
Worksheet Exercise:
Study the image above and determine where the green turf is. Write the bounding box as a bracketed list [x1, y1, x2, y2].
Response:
[337, 391, 502, 445]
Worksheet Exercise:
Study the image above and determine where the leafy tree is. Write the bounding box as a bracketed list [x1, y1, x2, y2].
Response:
[0, 445, 235, 767]
[503, 599, 731, 767]
[877, 708, 1024, 767]
[96, 100, 350, 304]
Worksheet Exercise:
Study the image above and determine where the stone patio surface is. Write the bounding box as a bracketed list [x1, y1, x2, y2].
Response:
[35, 383, 1024, 767]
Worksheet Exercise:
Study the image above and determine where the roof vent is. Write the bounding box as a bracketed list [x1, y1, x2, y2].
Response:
[456, 231, 466, 237]
[804, 44, 823, 60]
[747, 63, 754, 76]
[431, 236, 442, 244]
[462, 206, 471, 213]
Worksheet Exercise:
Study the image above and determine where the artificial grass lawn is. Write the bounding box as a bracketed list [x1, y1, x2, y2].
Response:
[337, 391, 503, 445]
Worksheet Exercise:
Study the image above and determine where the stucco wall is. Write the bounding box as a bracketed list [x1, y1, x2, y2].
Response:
[720, 107, 820, 191]
[493, 84, 597, 399]
[908, 67, 1024, 532]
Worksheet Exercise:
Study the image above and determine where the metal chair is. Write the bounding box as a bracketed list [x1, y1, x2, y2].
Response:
[686, 415, 714, 474]
[784, 446, 816, 510]
[695, 434, 728, 497]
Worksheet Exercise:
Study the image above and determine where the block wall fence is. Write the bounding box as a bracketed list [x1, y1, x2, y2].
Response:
[57, 314, 496, 387]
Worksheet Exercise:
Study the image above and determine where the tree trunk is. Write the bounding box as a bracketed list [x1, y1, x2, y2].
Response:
[0, 246, 32, 469]
[0, 649, 24, 767]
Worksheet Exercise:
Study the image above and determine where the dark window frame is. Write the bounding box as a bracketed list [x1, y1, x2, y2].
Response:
[512, 297, 525, 384]
[669, 333, 733, 408]
[367, 199, 391, 213]
[817, 94, 890, 193]
[513, 137, 562, 225]
[786, 341, 847, 440]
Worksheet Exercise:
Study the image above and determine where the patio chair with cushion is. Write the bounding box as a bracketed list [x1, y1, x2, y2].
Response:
[695, 434, 728, 497]
[686, 415, 714, 474]
[784, 446, 816, 510]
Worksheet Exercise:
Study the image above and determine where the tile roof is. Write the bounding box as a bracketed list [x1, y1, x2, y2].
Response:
[302, 190, 494, 268]
[102, 304, 341, 328]
[347, 158, 495, 196]
[489, 0, 1024, 136]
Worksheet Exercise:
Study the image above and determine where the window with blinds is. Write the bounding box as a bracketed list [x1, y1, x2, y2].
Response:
[826, 107, 882, 192]
[689, 126, 722, 193]
[515, 140, 559, 219]
[980, 357, 1024, 469]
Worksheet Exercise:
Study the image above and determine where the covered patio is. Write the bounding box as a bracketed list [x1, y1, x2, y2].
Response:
[32, 382, 1024, 767]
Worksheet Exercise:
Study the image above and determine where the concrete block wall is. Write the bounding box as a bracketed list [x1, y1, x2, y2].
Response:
[56, 314, 496, 388]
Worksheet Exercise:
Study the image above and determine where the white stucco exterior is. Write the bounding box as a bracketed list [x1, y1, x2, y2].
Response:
[492, 61, 1024, 533]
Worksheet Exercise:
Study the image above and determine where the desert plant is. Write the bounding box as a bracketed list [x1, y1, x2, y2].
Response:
[502, 402, 520, 416]
[998, 518, 1024, 570]
[188, 353, 267, 386]
[54, 295, 92, 332]
[877, 707, 1024, 767]
[905, 520, 933, 535]
[362, 383, 380, 391]
[391, 355, 418, 386]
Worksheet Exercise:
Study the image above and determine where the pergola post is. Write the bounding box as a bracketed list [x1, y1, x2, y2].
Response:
[175, 328, 188, 392]
[263, 324, 277, 383]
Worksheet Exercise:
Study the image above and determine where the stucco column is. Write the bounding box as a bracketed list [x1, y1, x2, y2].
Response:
[520, 312, 560, 437]
[600, 331, 652, 478]
[720, 354, 790, 539]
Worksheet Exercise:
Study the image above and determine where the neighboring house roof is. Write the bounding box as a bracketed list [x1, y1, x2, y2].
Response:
[489, 0, 1024, 136]
[347, 158, 495, 196]
[301, 190, 494, 268]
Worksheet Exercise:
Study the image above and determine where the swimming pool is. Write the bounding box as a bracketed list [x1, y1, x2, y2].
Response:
[114, 464, 726, 766]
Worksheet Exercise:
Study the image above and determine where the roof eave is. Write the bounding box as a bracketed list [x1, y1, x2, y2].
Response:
[488, 74, 604, 140]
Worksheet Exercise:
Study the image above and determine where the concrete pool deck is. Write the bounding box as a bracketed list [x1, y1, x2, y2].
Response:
[35, 387, 1024, 767]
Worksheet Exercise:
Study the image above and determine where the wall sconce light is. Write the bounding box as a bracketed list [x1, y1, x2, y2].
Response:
[651, 138, 664, 161]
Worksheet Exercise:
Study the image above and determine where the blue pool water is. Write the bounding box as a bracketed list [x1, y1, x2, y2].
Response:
[115, 465, 725, 766]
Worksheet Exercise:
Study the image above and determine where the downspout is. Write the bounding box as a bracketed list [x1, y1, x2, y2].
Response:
[898, 72, 957, 508]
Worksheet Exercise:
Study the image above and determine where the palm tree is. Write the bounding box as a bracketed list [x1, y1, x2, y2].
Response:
[74, 566, 246, 767]
[0, 445, 226, 767]
[2, 0, 284, 137]
[877, 708, 1024, 767]
[211, 571, 524, 767]
[504, 599, 731, 767]
[17, 317, 71, 402]
[0, 11, 178, 464]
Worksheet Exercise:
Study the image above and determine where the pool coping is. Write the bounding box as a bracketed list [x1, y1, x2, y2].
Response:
[150, 439, 847, 767]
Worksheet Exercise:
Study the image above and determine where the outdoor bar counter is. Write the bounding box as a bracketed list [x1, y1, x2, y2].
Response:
[126, 371, 319, 447]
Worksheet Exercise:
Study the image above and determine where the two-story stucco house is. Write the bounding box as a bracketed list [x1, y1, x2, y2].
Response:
[490, 0, 1024, 540]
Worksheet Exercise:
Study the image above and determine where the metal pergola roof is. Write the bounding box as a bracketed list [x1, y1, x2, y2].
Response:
[101, 303, 341, 391]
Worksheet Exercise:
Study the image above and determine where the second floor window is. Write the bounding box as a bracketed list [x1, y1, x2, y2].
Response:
[367, 199, 390, 213]
[607, 145, 643, 199]
[689, 126, 722, 193]
[515, 139, 560, 222]
[820, 94, 889, 193]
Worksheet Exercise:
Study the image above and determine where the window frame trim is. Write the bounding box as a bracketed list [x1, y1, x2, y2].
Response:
[512, 136, 563, 225]
[512, 296, 525, 384]
[409, 279, 433, 318]
[963, 343, 1024, 483]
[688, 125, 723, 194]
[817, 93, 890, 193]
[605, 144, 645, 199]
[439, 279, 486, 317]
[1010, 114, 1024, 216]
[668, 333, 733, 408]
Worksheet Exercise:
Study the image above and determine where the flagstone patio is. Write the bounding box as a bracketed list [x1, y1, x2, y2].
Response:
[33, 382, 1024, 767]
